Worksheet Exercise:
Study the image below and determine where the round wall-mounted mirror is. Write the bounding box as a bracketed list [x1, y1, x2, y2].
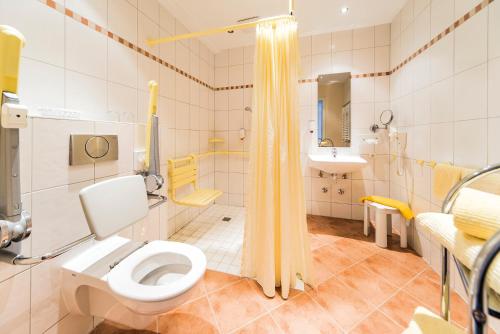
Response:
[380, 109, 394, 126]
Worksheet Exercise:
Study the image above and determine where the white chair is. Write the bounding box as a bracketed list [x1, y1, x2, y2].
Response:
[363, 200, 408, 248]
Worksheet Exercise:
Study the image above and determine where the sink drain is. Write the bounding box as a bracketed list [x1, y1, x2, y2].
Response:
[222, 217, 232, 221]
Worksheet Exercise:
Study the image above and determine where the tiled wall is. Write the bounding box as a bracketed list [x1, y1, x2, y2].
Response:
[389, 0, 500, 304]
[212, 24, 393, 220]
[0, 0, 215, 333]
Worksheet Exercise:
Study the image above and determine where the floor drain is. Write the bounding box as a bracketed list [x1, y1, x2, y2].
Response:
[222, 217, 232, 221]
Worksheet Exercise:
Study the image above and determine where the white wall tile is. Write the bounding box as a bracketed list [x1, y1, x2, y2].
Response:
[138, 0, 160, 23]
[311, 53, 331, 77]
[229, 47, 244, 66]
[430, 33, 454, 83]
[0, 0, 65, 67]
[108, 40, 138, 88]
[312, 33, 332, 55]
[430, 123, 454, 163]
[430, 0, 455, 37]
[375, 24, 391, 47]
[488, 57, 500, 117]
[31, 181, 92, 255]
[489, 1, 500, 60]
[18, 58, 65, 114]
[430, 77, 453, 123]
[352, 48, 374, 74]
[488, 117, 500, 164]
[66, 0, 108, 28]
[0, 270, 30, 334]
[454, 10, 488, 73]
[454, 119, 487, 167]
[138, 12, 160, 55]
[353, 27, 375, 49]
[332, 30, 353, 52]
[65, 17, 107, 79]
[454, 63, 487, 121]
[66, 71, 108, 120]
[109, 0, 138, 43]
[32, 118, 94, 191]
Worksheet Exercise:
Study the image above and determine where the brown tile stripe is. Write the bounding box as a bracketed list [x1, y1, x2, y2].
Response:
[38, 0, 215, 90]
[40, 0, 494, 91]
[391, 0, 494, 74]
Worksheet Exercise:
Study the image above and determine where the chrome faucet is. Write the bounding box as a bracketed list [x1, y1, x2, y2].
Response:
[332, 147, 338, 158]
[319, 137, 334, 147]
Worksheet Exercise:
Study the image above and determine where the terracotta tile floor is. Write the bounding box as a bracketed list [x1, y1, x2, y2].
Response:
[92, 215, 471, 334]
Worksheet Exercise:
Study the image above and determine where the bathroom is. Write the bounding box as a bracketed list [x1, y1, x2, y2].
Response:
[0, 0, 500, 333]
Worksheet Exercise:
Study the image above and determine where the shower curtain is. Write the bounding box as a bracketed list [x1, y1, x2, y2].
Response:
[241, 18, 313, 299]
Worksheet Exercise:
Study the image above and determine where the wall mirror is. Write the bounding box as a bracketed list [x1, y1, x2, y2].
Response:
[317, 72, 351, 147]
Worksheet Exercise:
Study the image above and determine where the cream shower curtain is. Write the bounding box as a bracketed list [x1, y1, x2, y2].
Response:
[241, 18, 313, 299]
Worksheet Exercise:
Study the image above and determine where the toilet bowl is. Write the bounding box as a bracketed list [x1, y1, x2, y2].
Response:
[60, 175, 207, 329]
[61, 236, 206, 327]
[107, 239, 206, 314]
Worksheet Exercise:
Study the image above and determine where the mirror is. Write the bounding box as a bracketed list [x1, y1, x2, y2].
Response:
[317, 72, 351, 147]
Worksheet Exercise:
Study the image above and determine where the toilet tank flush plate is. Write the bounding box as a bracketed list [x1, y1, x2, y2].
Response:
[70, 134, 118, 166]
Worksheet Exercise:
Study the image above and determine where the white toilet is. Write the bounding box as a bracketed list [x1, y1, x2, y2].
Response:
[61, 175, 206, 329]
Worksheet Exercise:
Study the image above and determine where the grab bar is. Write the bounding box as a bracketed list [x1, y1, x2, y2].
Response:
[148, 194, 167, 209]
[0, 194, 168, 265]
[0, 233, 96, 265]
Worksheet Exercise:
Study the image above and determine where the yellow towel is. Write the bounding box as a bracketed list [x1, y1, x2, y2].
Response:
[453, 187, 500, 240]
[360, 196, 414, 220]
[433, 163, 462, 200]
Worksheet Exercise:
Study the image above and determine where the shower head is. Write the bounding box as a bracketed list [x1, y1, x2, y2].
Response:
[244, 106, 252, 112]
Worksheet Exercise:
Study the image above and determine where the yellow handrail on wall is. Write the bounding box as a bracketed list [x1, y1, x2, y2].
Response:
[197, 150, 248, 158]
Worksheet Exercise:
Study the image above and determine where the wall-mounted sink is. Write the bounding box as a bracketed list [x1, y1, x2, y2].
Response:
[308, 154, 367, 174]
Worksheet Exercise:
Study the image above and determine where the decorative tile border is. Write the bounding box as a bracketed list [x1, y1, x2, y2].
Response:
[41, 0, 494, 92]
[41, 0, 215, 90]
[391, 0, 494, 74]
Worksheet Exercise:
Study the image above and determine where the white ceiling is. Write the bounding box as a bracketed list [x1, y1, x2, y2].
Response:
[159, 0, 406, 53]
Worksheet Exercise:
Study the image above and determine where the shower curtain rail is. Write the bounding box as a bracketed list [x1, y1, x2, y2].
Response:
[147, 0, 295, 46]
[147, 14, 293, 46]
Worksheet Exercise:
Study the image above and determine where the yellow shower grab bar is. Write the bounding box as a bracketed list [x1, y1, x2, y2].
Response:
[197, 151, 248, 158]
[144, 80, 158, 170]
[167, 154, 222, 207]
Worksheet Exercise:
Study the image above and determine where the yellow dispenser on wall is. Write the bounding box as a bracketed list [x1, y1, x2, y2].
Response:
[0, 25, 25, 94]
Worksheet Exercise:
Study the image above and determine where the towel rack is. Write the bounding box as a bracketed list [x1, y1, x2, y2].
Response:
[438, 162, 500, 321]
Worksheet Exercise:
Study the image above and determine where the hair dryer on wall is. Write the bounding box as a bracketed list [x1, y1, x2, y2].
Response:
[0, 26, 31, 249]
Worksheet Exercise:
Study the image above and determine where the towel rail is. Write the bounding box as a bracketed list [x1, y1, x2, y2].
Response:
[438, 162, 500, 321]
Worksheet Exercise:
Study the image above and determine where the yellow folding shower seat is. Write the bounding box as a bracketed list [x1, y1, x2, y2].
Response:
[168, 154, 222, 207]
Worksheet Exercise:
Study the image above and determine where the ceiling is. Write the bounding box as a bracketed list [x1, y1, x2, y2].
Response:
[159, 0, 406, 53]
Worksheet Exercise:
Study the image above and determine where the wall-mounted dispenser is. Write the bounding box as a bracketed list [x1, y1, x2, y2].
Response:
[0, 26, 31, 249]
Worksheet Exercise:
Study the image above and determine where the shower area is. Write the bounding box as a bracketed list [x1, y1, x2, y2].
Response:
[165, 46, 253, 276]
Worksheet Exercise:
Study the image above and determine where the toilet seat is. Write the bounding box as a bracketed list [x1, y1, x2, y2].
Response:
[107, 240, 206, 303]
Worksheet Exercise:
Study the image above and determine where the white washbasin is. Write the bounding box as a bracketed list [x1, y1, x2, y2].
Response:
[308, 154, 367, 174]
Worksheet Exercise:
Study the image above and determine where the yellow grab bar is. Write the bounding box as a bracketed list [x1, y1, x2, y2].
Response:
[144, 80, 158, 170]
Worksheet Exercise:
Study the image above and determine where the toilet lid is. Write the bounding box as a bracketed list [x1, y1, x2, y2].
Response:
[107, 240, 206, 302]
